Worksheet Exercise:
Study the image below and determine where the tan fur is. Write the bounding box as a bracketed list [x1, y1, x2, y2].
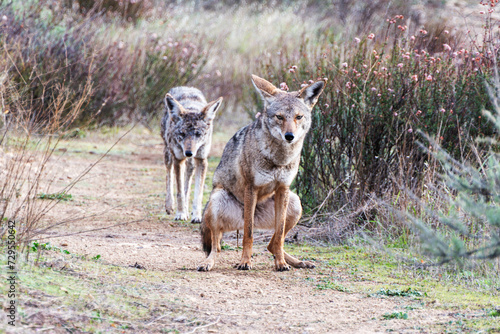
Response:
[198, 75, 325, 271]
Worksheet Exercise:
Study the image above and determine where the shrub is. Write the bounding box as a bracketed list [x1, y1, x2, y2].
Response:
[407, 98, 500, 263]
[68, 0, 152, 22]
[254, 15, 496, 226]
[0, 2, 208, 127]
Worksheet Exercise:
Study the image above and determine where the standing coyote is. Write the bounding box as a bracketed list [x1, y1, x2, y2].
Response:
[161, 87, 223, 223]
[197, 75, 325, 271]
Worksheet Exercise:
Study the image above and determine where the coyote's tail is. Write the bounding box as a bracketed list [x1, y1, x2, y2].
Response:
[200, 202, 212, 255]
[200, 220, 212, 255]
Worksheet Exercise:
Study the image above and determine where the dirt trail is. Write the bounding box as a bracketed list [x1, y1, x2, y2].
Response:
[21, 131, 454, 334]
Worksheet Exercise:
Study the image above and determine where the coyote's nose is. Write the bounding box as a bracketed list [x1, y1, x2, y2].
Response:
[185, 150, 193, 157]
[284, 133, 295, 142]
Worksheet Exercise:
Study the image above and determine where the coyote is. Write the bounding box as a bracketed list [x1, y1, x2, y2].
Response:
[161, 87, 223, 223]
[197, 75, 325, 271]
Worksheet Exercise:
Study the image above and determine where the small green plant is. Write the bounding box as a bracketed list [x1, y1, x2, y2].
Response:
[488, 309, 500, 317]
[31, 242, 71, 255]
[91, 254, 101, 261]
[316, 279, 350, 292]
[221, 241, 234, 251]
[373, 287, 425, 297]
[31, 242, 53, 252]
[382, 311, 408, 320]
[37, 193, 73, 201]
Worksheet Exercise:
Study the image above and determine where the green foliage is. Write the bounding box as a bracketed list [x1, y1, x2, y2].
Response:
[407, 109, 500, 263]
[220, 240, 235, 251]
[488, 309, 500, 317]
[31, 241, 71, 254]
[316, 278, 350, 292]
[373, 287, 425, 297]
[382, 311, 408, 320]
[37, 192, 73, 201]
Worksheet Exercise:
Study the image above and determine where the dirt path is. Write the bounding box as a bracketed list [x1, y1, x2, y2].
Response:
[10, 130, 454, 333]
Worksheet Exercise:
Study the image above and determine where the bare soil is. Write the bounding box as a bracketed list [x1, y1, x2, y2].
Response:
[10, 130, 457, 333]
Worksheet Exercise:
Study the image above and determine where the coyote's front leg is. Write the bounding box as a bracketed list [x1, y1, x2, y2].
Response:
[272, 186, 291, 271]
[237, 184, 257, 270]
[191, 158, 208, 224]
[164, 148, 175, 215]
[173, 158, 189, 220]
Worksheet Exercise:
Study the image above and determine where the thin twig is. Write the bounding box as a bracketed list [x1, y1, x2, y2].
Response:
[30, 219, 145, 241]
[145, 313, 172, 326]
[185, 317, 220, 334]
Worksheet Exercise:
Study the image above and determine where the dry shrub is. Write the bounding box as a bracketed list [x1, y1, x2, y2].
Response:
[0, 2, 209, 127]
[0, 64, 95, 249]
[67, 0, 153, 22]
[253, 13, 497, 237]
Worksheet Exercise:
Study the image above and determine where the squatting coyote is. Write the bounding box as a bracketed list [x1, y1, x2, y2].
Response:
[161, 87, 223, 223]
[197, 75, 325, 271]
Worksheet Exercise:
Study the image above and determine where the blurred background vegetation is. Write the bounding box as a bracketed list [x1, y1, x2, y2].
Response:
[1, 0, 500, 270]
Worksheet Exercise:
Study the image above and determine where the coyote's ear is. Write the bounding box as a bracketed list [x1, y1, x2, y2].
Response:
[298, 80, 326, 108]
[164, 93, 185, 118]
[251, 74, 280, 105]
[202, 97, 223, 122]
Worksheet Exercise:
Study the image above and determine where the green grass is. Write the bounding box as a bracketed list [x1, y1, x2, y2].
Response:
[37, 192, 73, 201]
[5, 249, 198, 333]
[382, 311, 408, 320]
[373, 287, 425, 298]
[285, 243, 500, 332]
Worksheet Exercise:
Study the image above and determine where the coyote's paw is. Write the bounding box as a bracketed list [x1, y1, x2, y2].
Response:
[197, 260, 214, 272]
[174, 212, 189, 221]
[235, 262, 252, 270]
[275, 261, 291, 272]
[190, 217, 202, 224]
[165, 206, 174, 215]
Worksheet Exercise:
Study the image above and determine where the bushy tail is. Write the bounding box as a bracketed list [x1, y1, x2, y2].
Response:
[200, 201, 212, 255]
[200, 220, 212, 255]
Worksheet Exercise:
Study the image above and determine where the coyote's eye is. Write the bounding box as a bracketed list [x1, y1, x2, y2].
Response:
[276, 115, 284, 121]
[296, 115, 304, 120]
[194, 131, 202, 137]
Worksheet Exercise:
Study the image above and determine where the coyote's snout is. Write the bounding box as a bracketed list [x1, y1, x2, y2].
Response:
[161, 87, 222, 223]
[197, 74, 325, 272]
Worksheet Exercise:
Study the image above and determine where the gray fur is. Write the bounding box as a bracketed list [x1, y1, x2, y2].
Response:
[161, 86, 222, 222]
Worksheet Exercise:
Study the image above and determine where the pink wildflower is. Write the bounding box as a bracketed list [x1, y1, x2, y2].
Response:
[280, 82, 289, 91]
[368, 33, 375, 39]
